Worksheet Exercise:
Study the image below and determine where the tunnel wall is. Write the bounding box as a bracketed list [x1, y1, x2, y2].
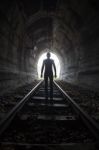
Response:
[77, 15, 99, 91]
[0, 1, 36, 95]
[58, 0, 99, 91]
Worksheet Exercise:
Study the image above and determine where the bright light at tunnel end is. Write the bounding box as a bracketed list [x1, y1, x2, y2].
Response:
[37, 52, 60, 79]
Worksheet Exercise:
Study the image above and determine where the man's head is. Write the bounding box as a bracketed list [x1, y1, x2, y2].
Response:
[47, 52, 51, 58]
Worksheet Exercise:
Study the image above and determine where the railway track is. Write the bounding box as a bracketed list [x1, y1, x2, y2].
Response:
[0, 80, 99, 150]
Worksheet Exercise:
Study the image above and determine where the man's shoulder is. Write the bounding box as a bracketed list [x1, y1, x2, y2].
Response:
[50, 58, 54, 61]
[43, 59, 47, 62]
[44, 59, 54, 63]
[50, 59, 54, 63]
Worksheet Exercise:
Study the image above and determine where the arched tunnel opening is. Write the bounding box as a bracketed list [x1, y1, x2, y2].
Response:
[37, 52, 61, 79]
[0, 0, 99, 148]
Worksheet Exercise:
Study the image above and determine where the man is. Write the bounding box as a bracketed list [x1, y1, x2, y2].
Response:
[41, 52, 57, 99]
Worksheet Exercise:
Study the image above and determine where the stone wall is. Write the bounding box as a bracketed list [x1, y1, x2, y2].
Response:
[0, 1, 36, 95]
[58, 0, 99, 91]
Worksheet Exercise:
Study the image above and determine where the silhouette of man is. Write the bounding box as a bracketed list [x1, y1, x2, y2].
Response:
[41, 52, 57, 99]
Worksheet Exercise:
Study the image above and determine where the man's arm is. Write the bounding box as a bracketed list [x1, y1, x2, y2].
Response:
[41, 60, 44, 78]
[53, 61, 57, 78]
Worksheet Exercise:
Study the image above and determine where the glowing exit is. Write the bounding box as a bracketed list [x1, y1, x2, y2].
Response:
[37, 52, 60, 79]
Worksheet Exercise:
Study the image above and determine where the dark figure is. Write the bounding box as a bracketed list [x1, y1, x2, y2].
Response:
[41, 52, 57, 99]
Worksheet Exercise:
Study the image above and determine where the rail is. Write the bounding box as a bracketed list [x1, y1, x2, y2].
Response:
[54, 81, 99, 141]
[0, 80, 43, 135]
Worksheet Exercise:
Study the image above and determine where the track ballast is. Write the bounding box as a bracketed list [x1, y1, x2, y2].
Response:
[0, 80, 99, 150]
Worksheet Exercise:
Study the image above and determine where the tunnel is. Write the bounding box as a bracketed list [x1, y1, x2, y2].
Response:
[0, 0, 99, 149]
[0, 0, 99, 95]
[0, 0, 99, 94]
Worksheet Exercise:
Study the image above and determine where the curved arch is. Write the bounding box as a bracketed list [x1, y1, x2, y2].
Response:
[37, 52, 60, 79]
[24, 11, 75, 49]
[25, 11, 75, 34]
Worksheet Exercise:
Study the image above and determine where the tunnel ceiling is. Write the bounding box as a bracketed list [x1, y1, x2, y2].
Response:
[1, 0, 99, 55]
[18, 0, 82, 51]
[15, 0, 99, 56]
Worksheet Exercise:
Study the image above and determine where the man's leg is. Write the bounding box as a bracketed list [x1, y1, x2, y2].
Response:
[50, 75, 53, 99]
[44, 76, 48, 99]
